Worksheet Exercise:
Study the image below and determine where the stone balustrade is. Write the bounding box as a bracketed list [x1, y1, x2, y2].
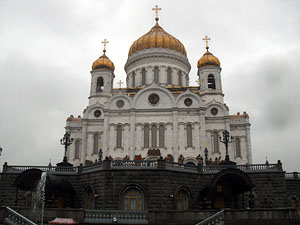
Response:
[5, 207, 37, 225]
[195, 210, 224, 225]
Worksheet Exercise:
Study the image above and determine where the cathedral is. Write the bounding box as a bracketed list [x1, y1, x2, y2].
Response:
[66, 7, 252, 167]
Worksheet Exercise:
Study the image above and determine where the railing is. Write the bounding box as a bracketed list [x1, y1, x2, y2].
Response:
[82, 162, 103, 173]
[285, 172, 300, 179]
[195, 210, 224, 225]
[5, 165, 78, 174]
[166, 161, 198, 173]
[84, 210, 148, 224]
[111, 160, 157, 169]
[4, 207, 37, 225]
[3, 161, 283, 175]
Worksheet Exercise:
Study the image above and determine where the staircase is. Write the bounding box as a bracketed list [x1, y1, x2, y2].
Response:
[195, 210, 224, 225]
[4, 207, 37, 225]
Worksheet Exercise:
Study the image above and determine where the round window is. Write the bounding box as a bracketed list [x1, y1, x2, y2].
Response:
[148, 94, 159, 105]
[116, 100, 124, 108]
[94, 110, 101, 117]
[211, 108, 218, 116]
[184, 98, 193, 107]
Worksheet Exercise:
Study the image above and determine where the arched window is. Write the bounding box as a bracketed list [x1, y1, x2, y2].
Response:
[123, 189, 144, 211]
[151, 125, 157, 148]
[154, 67, 159, 83]
[176, 190, 189, 210]
[187, 124, 193, 147]
[117, 125, 122, 148]
[213, 131, 219, 153]
[142, 68, 146, 85]
[96, 77, 104, 92]
[84, 188, 95, 209]
[178, 71, 182, 86]
[159, 125, 165, 148]
[75, 140, 80, 159]
[93, 134, 99, 154]
[235, 137, 241, 157]
[208, 74, 216, 89]
[132, 72, 135, 87]
[167, 68, 172, 84]
[144, 125, 149, 148]
[291, 197, 298, 208]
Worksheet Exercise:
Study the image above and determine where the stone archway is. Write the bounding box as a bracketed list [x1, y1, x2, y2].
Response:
[209, 168, 254, 209]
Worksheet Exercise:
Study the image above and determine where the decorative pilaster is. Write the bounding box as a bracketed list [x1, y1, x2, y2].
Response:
[172, 109, 179, 162]
[103, 111, 110, 159]
[129, 111, 136, 160]
[245, 123, 252, 164]
[81, 121, 88, 165]
[199, 108, 206, 158]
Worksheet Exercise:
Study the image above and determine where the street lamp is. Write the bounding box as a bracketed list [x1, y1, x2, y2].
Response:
[219, 130, 234, 163]
[60, 132, 73, 163]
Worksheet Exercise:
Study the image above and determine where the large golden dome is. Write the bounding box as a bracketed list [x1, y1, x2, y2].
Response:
[197, 47, 220, 68]
[92, 50, 115, 71]
[128, 19, 187, 57]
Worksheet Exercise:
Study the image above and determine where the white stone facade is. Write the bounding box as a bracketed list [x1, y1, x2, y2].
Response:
[65, 47, 252, 167]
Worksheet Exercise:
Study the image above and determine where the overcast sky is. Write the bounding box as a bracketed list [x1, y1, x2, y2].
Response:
[1, 0, 300, 171]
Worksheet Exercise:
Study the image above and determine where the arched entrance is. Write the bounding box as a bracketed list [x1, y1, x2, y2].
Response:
[209, 168, 254, 209]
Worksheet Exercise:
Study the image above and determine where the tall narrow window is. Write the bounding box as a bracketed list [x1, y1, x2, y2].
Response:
[96, 77, 104, 92]
[75, 140, 80, 159]
[84, 188, 95, 209]
[167, 68, 172, 84]
[142, 68, 146, 85]
[208, 74, 216, 89]
[213, 131, 219, 153]
[132, 72, 135, 87]
[151, 125, 157, 148]
[144, 125, 149, 148]
[178, 71, 182, 86]
[187, 124, 193, 147]
[176, 190, 189, 210]
[235, 137, 241, 157]
[154, 67, 159, 83]
[123, 189, 144, 211]
[93, 134, 99, 154]
[159, 125, 165, 148]
[117, 125, 122, 148]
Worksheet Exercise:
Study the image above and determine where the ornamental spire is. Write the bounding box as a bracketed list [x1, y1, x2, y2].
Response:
[152, 5, 161, 23]
[202, 35, 211, 51]
[101, 38, 109, 53]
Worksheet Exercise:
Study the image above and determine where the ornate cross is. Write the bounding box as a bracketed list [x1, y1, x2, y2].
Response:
[202, 35, 210, 49]
[117, 80, 124, 88]
[152, 5, 161, 20]
[101, 38, 109, 52]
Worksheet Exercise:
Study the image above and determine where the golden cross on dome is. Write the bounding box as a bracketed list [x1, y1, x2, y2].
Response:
[152, 5, 161, 21]
[101, 38, 109, 52]
[117, 80, 124, 88]
[202, 35, 211, 50]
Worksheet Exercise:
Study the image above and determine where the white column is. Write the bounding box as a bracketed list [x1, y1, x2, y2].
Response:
[245, 123, 252, 164]
[129, 111, 136, 160]
[199, 109, 206, 158]
[172, 110, 179, 162]
[102, 112, 110, 159]
[225, 116, 232, 160]
[81, 121, 88, 165]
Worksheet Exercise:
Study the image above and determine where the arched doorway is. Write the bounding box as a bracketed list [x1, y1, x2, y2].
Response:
[209, 168, 254, 209]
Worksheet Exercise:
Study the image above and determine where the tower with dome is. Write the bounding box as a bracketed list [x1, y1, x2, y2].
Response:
[66, 7, 252, 166]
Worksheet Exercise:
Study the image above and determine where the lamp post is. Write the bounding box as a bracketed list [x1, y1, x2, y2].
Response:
[204, 147, 208, 165]
[219, 130, 233, 162]
[60, 132, 73, 163]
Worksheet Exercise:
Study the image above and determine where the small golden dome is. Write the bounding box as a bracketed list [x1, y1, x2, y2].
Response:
[92, 50, 115, 71]
[128, 19, 187, 57]
[197, 47, 220, 68]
